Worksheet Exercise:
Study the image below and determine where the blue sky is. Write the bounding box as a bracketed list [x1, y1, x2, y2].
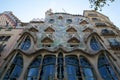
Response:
[0, 0, 119, 28]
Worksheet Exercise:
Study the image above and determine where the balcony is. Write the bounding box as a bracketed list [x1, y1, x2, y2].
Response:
[110, 42, 120, 47]
[101, 29, 115, 36]
[95, 23, 107, 27]
[109, 41, 120, 49]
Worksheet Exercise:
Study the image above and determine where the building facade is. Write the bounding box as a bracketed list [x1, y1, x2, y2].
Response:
[0, 9, 120, 80]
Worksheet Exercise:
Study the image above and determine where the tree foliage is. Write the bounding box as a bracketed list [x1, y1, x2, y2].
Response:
[89, 0, 115, 10]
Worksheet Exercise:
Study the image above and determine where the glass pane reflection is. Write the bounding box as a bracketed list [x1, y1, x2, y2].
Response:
[98, 54, 118, 80]
[3, 54, 23, 80]
[40, 55, 56, 80]
[65, 55, 82, 80]
[27, 56, 41, 80]
[80, 56, 95, 80]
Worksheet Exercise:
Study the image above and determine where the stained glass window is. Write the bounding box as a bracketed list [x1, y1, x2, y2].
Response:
[90, 37, 100, 51]
[27, 56, 41, 80]
[98, 54, 118, 80]
[65, 55, 82, 80]
[20, 36, 31, 50]
[80, 56, 95, 80]
[3, 54, 23, 80]
[40, 55, 56, 80]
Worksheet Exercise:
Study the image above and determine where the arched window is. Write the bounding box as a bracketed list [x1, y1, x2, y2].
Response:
[40, 55, 56, 80]
[57, 53, 64, 79]
[20, 36, 31, 50]
[80, 56, 96, 80]
[3, 54, 23, 80]
[26, 56, 41, 80]
[98, 54, 118, 80]
[65, 55, 82, 80]
[90, 37, 100, 51]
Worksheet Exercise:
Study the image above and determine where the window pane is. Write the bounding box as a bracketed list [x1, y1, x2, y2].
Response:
[40, 55, 56, 80]
[98, 54, 118, 80]
[3, 54, 23, 80]
[83, 68, 93, 77]
[28, 68, 39, 77]
[13, 55, 23, 66]
[27, 77, 37, 80]
[30, 56, 41, 67]
[4, 36, 11, 41]
[21, 36, 31, 50]
[90, 37, 100, 51]
[27, 56, 41, 80]
[80, 56, 95, 80]
[65, 56, 82, 80]
[85, 78, 95, 80]
[10, 65, 22, 78]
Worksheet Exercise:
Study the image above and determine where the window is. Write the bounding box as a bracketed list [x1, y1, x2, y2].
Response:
[92, 18, 98, 21]
[80, 56, 96, 80]
[0, 36, 5, 41]
[57, 53, 64, 79]
[102, 29, 109, 33]
[67, 19, 72, 24]
[65, 55, 82, 80]
[95, 23, 107, 27]
[3, 54, 23, 80]
[26, 56, 41, 80]
[4, 36, 11, 41]
[98, 54, 118, 80]
[40, 55, 56, 80]
[0, 36, 11, 41]
[101, 29, 115, 35]
[49, 19, 54, 24]
[90, 37, 100, 51]
[108, 38, 120, 47]
[20, 36, 31, 50]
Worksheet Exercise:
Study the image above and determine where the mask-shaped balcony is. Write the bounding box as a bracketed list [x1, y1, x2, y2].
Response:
[95, 23, 107, 27]
[67, 37, 80, 49]
[109, 42, 120, 47]
[101, 29, 116, 36]
[39, 37, 54, 48]
[108, 40, 120, 49]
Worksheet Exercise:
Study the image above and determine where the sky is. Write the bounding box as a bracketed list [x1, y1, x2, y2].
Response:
[0, 0, 120, 28]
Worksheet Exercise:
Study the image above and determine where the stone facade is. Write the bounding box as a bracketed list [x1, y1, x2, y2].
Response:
[0, 9, 120, 80]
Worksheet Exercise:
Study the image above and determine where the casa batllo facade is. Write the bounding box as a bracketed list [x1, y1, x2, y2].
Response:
[0, 9, 120, 80]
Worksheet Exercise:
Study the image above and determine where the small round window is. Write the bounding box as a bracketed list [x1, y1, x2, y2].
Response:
[67, 19, 72, 24]
[49, 19, 54, 23]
